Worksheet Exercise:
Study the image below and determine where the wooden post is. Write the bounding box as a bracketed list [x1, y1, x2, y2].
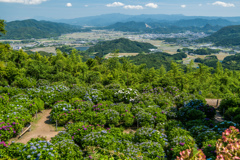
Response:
[56, 120, 58, 131]
[216, 99, 219, 107]
[36, 111, 37, 119]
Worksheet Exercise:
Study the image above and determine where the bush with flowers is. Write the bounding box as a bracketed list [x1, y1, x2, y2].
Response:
[197, 104, 216, 119]
[185, 119, 215, 129]
[133, 127, 168, 147]
[114, 88, 139, 103]
[139, 141, 166, 158]
[168, 127, 191, 141]
[65, 121, 103, 146]
[213, 120, 239, 134]
[71, 100, 93, 111]
[216, 126, 240, 160]
[0, 86, 23, 98]
[103, 109, 120, 125]
[195, 130, 220, 147]
[0, 94, 9, 105]
[169, 135, 197, 158]
[53, 139, 83, 159]
[17, 140, 59, 159]
[82, 130, 116, 149]
[135, 111, 155, 127]
[83, 89, 103, 104]
[201, 139, 217, 159]
[189, 125, 211, 138]
[160, 120, 183, 133]
[120, 111, 134, 127]
[177, 106, 206, 122]
[176, 148, 206, 160]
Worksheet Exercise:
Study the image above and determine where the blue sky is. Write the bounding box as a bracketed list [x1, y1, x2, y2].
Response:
[0, 0, 240, 21]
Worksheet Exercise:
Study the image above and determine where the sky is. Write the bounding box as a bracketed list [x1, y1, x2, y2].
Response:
[0, 0, 240, 21]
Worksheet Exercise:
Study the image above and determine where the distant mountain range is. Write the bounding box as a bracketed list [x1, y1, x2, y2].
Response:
[198, 25, 240, 46]
[1, 19, 90, 40]
[50, 13, 240, 27]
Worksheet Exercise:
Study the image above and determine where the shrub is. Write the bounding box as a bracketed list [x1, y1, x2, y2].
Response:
[133, 127, 168, 147]
[135, 111, 155, 127]
[202, 140, 217, 159]
[176, 148, 206, 160]
[139, 142, 166, 158]
[216, 126, 240, 159]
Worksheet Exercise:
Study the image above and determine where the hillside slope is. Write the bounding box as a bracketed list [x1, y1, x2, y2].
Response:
[198, 25, 240, 46]
[0, 19, 90, 39]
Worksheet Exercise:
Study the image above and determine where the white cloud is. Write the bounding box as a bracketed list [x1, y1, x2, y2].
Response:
[106, 2, 124, 7]
[66, 3, 72, 7]
[0, 0, 47, 4]
[124, 5, 143, 9]
[198, 4, 202, 7]
[212, 1, 235, 7]
[180, 4, 186, 8]
[145, 3, 158, 8]
[84, 5, 88, 7]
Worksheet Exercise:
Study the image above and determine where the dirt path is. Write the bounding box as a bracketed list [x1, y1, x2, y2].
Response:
[205, 99, 224, 123]
[14, 109, 59, 144]
[205, 99, 222, 107]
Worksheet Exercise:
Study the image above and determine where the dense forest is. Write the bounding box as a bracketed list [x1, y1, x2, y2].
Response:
[86, 38, 157, 56]
[0, 41, 239, 98]
[0, 19, 91, 39]
[198, 25, 240, 46]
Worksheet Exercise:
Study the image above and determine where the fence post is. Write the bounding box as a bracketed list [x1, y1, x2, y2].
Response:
[56, 120, 58, 131]
[36, 111, 37, 119]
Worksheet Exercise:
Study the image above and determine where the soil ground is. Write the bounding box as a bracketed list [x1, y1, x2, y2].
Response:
[11, 109, 59, 144]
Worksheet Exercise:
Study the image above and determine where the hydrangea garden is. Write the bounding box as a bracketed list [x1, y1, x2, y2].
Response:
[1, 84, 240, 159]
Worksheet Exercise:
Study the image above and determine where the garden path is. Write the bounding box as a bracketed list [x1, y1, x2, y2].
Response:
[13, 109, 59, 144]
[205, 99, 224, 123]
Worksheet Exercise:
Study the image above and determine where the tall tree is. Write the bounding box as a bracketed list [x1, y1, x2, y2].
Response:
[0, 19, 6, 36]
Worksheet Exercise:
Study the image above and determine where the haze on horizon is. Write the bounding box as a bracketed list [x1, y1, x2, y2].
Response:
[0, 0, 240, 22]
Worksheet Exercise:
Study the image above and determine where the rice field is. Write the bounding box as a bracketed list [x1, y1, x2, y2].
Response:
[30, 47, 56, 54]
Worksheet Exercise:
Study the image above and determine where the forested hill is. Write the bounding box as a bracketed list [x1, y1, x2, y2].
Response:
[105, 21, 222, 34]
[0, 19, 90, 39]
[198, 25, 240, 46]
[106, 21, 148, 32]
[86, 38, 157, 56]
